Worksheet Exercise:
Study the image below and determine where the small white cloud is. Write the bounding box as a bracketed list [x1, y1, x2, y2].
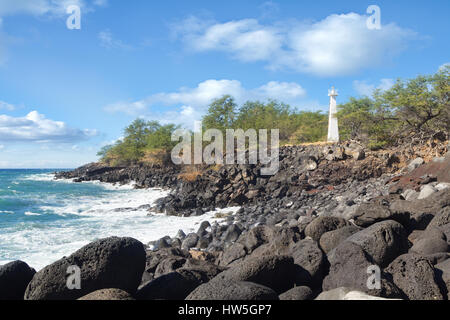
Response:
[0, 111, 97, 142]
[98, 29, 133, 50]
[0, 144, 4, 150]
[353, 78, 395, 96]
[0, 100, 15, 111]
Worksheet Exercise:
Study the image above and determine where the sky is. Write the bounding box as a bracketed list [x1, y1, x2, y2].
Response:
[0, 0, 448, 168]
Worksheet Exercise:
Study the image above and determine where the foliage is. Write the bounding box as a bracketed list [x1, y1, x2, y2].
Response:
[99, 119, 180, 166]
[338, 67, 449, 149]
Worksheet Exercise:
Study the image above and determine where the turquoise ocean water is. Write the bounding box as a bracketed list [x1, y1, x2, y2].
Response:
[0, 169, 236, 270]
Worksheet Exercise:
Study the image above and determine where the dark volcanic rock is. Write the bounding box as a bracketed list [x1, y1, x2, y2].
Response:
[345, 220, 409, 268]
[304, 217, 349, 242]
[290, 239, 326, 287]
[410, 237, 449, 255]
[136, 270, 204, 300]
[323, 242, 402, 299]
[0, 261, 36, 300]
[24, 237, 146, 300]
[218, 243, 247, 267]
[427, 206, 450, 229]
[353, 196, 409, 228]
[385, 253, 445, 300]
[319, 225, 361, 254]
[212, 255, 297, 294]
[154, 256, 187, 278]
[279, 286, 313, 300]
[186, 281, 279, 300]
[435, 259, 450, 295]
[78, 288, 134, 300]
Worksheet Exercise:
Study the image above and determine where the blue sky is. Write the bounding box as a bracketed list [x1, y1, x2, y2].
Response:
[0, 0, 448, 168]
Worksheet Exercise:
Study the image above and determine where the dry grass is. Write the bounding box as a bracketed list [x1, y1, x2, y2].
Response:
[141, 149, 169, 166]
[178, 165, 202, 182]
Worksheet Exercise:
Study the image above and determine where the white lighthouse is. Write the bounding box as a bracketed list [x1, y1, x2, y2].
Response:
[327, 86, 340, 143]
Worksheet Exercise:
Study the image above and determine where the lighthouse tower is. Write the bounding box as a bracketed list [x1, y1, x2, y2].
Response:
[327, 86, 340, 143]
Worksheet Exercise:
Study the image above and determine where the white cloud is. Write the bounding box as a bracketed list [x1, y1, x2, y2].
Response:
[104, 79, 307, 127]
[0, 0, 85, 17]
[0, 1, 107, 65]
[175, 13, 415, 76]
[353, 78, 395, 96]
[0, 144, 4, 150]
[98, 30, 133, 50]
[0, 111, 97, 142]
[0, 100, 15, 111]
[0, 0, 106, 17]
[105, 79, 306, 114]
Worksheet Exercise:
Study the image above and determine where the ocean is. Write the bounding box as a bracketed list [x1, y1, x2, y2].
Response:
[0, 169, 238, 270]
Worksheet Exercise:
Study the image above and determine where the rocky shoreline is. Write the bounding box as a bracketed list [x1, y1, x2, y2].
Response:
[1, 139, 450, 300]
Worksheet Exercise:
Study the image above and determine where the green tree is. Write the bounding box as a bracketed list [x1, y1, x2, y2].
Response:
[202, 95, 237, 133]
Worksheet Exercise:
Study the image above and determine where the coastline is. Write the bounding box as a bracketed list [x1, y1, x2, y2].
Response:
[1, 140, 450, 300]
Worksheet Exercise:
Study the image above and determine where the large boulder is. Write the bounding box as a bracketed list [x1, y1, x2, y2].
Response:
[211, 255, 297, 294]
[217, 243, 247, 267]
[136, 270, 204, 300]
[290, 239, 326, 287]
[410, 237, 449, 255]
[186, 281, 278, 300]
[385, 253, 444, 300]
[0, 261, 36, 300]
[78, 288, 134, 300]
[319, 225, 361, 254]
[154, 256, 186, 278]
[353, 198, 410, 228]
[346, 220, 409, 267]
[304, 217, 349, 242]
[24, 237, 146, 300]
[238, 225, 276, 253]
[323, 242, 402, 299]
